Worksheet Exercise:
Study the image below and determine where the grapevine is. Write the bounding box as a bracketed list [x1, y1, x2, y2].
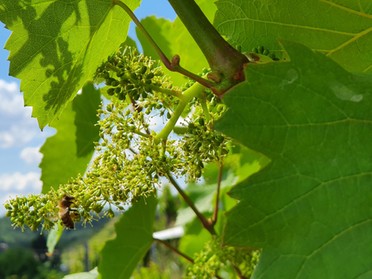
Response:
[1, 0, 370, 278]
[3, 1, 258, 277]
[4, 42, 258, 277]
[5, 46, 229, 231]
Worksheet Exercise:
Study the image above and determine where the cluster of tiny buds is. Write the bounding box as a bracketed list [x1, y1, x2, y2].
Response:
[95, 45, 169, 102]
[4, 170, 157, 231]
[186, 237, 260, 278]
[181, 117, 228, 180]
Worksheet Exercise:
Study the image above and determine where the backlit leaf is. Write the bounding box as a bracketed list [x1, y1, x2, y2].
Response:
[0, 0, 140, 128]
[98, 196, 157, 279]
[39, 82, 100, 192]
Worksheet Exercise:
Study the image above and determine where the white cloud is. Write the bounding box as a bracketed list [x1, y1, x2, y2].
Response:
[0, 79, 18, 93]
[0, 172, 42, 192]
[0, 172, 43, 216]
[0, 125, 38, 148]
[0, 80, 28, 117]
[0, 79, 41, 148]
[20, 146, 42, 165]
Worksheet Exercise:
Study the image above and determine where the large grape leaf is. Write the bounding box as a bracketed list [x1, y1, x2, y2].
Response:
[217, 42, 372, 278]
[39, 82, 100, 193]
[98, 196, 157, 279]
[0, 0, 140, 128]
[136, 0, 216, 86]
[214, 0, 372, 73]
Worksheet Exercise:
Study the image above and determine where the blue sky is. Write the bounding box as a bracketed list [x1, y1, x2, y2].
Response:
[0, 1, 175, 215]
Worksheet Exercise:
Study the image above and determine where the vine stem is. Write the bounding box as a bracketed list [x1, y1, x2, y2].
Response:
[151, 85, 184, 99]
[155, 82, 204, 141]
[168, 0, 248, 94]
[167, 173, 216, 235]
[154, 238, 194, 263]
[199, 93, 211, 123]
[114, 0, 215, 89]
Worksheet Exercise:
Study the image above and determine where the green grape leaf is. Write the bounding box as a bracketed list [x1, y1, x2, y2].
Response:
[0, 0, 140, 128]
[217, 41, 372, 278]
[214, 0, 372, 73]
[98, 196, 157, 279]
[46, 223, 64, 256]
[136, 0, 216, 86]
[39, 82, 100, 193]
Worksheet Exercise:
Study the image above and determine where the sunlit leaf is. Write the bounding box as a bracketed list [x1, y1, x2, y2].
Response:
[0, 0, 140, 128]
[39, 82, 100, 192]
[98, 196, 157, 279]
[46, 223, 64, 256]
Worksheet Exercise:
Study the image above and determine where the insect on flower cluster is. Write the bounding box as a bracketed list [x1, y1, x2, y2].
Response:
[58, 195, 78, 229]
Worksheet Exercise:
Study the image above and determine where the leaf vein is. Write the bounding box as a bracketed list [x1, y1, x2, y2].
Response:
[320, 0, 372, 20]
[326, 27, 372, 56]
[296, 218, 372, 278]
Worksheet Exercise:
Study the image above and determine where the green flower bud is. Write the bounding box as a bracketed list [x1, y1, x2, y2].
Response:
[107, 88, 115, 96]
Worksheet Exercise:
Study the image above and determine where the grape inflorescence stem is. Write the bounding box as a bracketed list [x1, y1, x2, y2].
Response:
[155, 82, 205, 142]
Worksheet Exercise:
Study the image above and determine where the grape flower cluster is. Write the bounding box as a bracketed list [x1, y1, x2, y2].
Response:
[186, 237, 260, 278]
[5, 45, 229, 231]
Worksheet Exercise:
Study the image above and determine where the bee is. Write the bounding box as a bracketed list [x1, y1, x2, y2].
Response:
[58, 195, 78, 229]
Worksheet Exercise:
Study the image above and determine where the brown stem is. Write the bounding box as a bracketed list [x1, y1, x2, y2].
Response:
[154, 238, 194, 263]
[167, 173, 216, 235]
